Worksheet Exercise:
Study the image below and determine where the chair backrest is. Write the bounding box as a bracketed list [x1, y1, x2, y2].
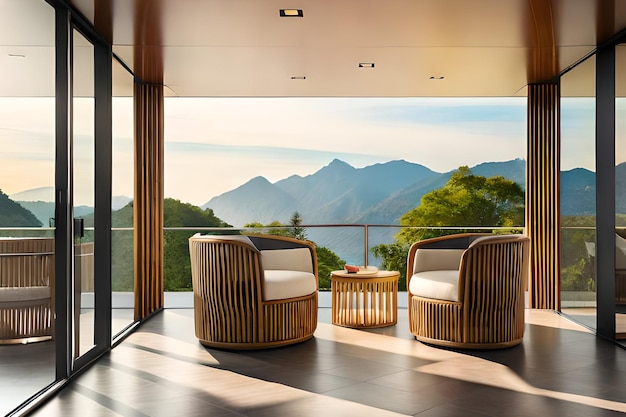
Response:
[190, 234, 316, 273]
[409, 233, 488, 274]
[0, 238, 55, 288]
[260, 248, 314, 273]
[190, 233, 255, 247]
[411, 249, 465, 274]
[459, 234, 529, 302]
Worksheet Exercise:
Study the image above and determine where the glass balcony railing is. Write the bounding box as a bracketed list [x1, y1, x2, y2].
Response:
[163, 225, 526, 294]
[15, 225, 613, 311]
[560, 226, 597, 309]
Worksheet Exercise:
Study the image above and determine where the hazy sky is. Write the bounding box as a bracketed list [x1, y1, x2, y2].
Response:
[0, 96, 604, 207]
[164, 97, 529, 206]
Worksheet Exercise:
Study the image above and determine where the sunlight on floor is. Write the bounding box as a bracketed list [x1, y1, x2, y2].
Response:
[115, 331, 406, 416]
[313, 310, 626, 414]
[525, 309, 593, 333]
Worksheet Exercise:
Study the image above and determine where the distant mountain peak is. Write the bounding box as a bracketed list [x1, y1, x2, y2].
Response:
[10, 186, 54, 202]
[328, 158, 353, 168]
[317, 159, 356, 177]
[241, 176, 272, 188]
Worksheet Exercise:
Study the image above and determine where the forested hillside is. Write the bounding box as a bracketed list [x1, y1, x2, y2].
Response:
[111, 198, 232, 291]
[0, 190, 41, 227]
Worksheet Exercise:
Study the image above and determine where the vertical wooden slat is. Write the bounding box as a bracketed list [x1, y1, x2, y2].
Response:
[133, 82, 164, 320]
[0, 238, 55, 343]
[527, 83, 560, 309]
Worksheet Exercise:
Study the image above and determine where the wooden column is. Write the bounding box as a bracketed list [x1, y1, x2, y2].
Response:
[134, 82, 164, 320]
[527, 83, 560, 309]
[132, 0, 165, 320]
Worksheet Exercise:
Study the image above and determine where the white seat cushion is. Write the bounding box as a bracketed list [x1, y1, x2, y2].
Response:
[409, 270, 460, 302]
[263, 270, 317, 301]
[0, 286, 50, 303]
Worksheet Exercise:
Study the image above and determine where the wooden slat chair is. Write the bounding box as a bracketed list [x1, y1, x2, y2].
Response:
[0, 237, 55, 344]
[189, 234, 318, 349]
[407, 233, 529, 349]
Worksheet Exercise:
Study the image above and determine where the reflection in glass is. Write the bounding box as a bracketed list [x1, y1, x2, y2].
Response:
[0, 1, 56, 414]
[111, 58, 135, 336]
[560, 55, 597, 331]
[72, 29, 95, 358]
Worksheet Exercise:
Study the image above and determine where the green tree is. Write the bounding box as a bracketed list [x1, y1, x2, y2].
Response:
[163, 199, 231, 291]
[288, 211, 307, 240]
[111, 201, 134, 291]
[561, 215, 596, 291]
[244, 220, 289, 236]
[371, 166, 525, 283]
[316, 246, 345, 290]
[371, 242, 409, 291]
[397, 166, 524, 244]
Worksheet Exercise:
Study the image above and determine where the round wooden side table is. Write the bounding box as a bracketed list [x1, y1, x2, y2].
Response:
[330, 269, 400, 328]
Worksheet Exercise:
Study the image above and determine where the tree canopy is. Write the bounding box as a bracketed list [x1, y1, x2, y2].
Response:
[396, 166, 524, 243]
[372, 166, 525, 289]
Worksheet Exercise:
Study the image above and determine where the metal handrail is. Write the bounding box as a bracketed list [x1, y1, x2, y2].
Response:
[162, 224, 525, 266]
[1, 224, 527, 267]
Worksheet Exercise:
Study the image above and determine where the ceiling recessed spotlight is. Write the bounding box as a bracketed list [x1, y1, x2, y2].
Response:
[280, 9, 303, 17]
[358, 63, 375, 68]
[290, 76, 306, 80]
[429, 76, 445, 80]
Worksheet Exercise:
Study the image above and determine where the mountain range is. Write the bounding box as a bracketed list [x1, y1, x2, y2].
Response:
[201, 158, 587, 227]
[1, 158, 614, 265]
[8, 187, 132, 226]
[199, 158, 602, 264]
[4, 159, 609, 231]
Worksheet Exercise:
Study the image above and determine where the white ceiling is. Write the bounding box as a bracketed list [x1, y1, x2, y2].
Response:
[4, 0, 626, 97]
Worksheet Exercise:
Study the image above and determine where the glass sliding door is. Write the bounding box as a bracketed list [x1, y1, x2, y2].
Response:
[560, 55, 597, 331]
[111, 57, 135, 337]
[71, 28, 96, 358]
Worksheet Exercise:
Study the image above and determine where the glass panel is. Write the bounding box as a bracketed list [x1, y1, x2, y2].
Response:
[0, 0, 56, 414]
[560, 55, 597, 331]
[616, 45, 626, 344]
[163, 97, 526, 305]
[111, 58, 134, 336]
[72, 29, 95, 358]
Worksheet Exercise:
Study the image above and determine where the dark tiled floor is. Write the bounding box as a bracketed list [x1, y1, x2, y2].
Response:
[0, 309, 136, 417]
[25, 308, 626, 416]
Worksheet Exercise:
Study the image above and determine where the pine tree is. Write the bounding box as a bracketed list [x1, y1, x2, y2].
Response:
[288, 211, 307, 240]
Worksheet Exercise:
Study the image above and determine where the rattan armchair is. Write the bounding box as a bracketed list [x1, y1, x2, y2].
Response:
[189, 234, 318, 349]
[407, 233, 529, 349]
[0, 237, 55, 344]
